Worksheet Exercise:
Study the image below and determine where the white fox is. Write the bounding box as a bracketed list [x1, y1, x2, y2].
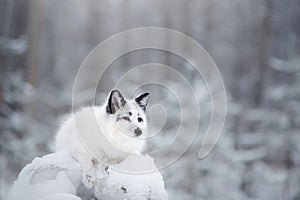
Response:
[55, 90, 150, 188]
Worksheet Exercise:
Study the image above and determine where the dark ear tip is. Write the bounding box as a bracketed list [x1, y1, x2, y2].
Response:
[111, 89, 120, 94]
[143, 92, 150, 98]
[135, 92, 150, 102]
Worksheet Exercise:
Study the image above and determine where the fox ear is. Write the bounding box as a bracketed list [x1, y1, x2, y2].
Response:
[106, 90, 126, 114]
[135, 92, 150, 111]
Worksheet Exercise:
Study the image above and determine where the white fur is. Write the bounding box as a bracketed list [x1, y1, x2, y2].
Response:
[55, 93, 149, 188]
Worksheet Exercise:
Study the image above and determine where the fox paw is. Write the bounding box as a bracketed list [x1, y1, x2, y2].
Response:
[82, 171, 96, 189]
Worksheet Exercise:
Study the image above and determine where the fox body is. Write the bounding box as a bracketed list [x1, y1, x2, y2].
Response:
[55, 90, 150, 188]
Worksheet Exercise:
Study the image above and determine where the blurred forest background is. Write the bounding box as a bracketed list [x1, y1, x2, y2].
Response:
[1, 0, 300, 199]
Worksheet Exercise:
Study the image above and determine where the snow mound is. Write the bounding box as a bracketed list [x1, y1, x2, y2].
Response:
[7, 151, 168, 200]
[95, 154, 168, 200]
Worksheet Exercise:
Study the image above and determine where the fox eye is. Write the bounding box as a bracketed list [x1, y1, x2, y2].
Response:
[122, 116, 130, 122]
[128, 112, 132, 116]
[138, 117, 143, 123]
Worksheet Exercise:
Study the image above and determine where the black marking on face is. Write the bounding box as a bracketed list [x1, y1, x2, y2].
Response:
[135, 92, 150, 112]
[116, 115, 131, 122]
[122, 116, 131, 122]
[116, 115, 121, 121]
[106, 90, 126, 114]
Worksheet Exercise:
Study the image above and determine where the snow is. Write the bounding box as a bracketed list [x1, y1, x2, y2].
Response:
[95, 154, 167, 200]
[7, 151, 80, 200]
[38, 194, 81, 200]
[7, 151, 168, 200]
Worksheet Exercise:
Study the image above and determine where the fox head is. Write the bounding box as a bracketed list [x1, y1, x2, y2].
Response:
[106, 90, 150, 138]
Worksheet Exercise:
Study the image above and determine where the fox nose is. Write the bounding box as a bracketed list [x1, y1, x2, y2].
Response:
[134, 128, 142, 136]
